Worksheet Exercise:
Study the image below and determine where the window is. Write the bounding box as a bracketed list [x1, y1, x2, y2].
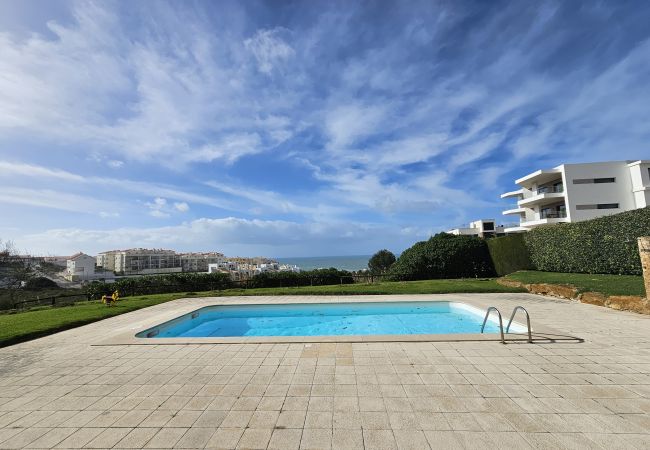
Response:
[483, 222, 495, 231]
[573, 177, 616, 184]
[576, 203, 619, 210]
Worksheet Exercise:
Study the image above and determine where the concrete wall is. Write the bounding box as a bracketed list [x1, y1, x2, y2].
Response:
[563, 162, 636, 222]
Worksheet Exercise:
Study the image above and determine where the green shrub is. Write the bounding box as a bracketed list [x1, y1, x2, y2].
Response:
[246, 268, 354, 288]
[87, 272, 234, 298]
[524, 206, 650, 275]
[487, 234, 533, 276]
[389, 233, 495, 281]
[368, 250, 397, 274]
[86, 268, 356, 298]
[23, 277, 60, 290]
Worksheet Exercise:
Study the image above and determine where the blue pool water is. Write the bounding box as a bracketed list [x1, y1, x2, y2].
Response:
[138, 301, 523, 338]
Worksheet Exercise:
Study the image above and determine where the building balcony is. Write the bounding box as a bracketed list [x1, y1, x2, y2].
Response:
[500, 188, 525, 199]
[536, 185, 563, 195]
[502, 207, 526, 216]
[540, 211, 567, 219]
[515, 168, 563, 188]
[518, 191, 566, 208]
[504, 226, 527, 233]
[521, 216, 569, 228]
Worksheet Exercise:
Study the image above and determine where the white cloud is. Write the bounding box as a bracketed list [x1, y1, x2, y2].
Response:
[146, 197, 170, 218]
[0, 161, 233, 211]
[245, 27, 295, 74]
[174, 202, 189, 212]
[107, 160, 124, 168]
[0, 3, 296, 168]
[14, 217, 428, 256]
[0, 187, 118, 214]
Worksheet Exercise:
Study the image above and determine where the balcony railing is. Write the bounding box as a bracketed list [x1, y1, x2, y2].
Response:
[540, 211, 567, 219]
[536, 185, 564, 195]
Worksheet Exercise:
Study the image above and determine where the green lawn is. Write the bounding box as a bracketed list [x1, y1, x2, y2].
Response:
[505, 271, 646, 297]
[0, 278, 523, 347]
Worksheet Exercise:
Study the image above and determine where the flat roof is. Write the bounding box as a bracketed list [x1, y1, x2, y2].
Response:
[515, 168, 562, 186]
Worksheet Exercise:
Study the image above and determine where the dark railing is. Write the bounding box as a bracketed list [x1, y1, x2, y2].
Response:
[540, 211, 567, 219]
[536, 185, 564, 195]
[10, 293, 92, 309]
[4, 274, 392, 311]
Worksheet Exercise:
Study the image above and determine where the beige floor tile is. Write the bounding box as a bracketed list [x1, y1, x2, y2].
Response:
[175, 427, 217, 449]
[300, 428, 331, 449]
[86, 427, 133, 449]
[114, 427, 160, 448]
[268, 428, 302, 450]
[144, 427, 188, 448]
[205, 427, 244, 449]
[363, 429, 397, 450]
[236, 428, 272, 449]
[55, 427, 104, 448]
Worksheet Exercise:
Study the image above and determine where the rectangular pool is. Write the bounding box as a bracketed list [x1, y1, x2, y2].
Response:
[137, 301, 525, 338]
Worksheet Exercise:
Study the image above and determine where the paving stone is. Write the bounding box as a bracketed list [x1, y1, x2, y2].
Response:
[24, 427, 77, 449]
[300, 428, 331, 449]
[85, 427, 132, 448]
[363, 429, 397, 450]
[114, 427, 160, 448]
[144, 427, 188, 448]
[204, 427, 244, 449]
[175, 426, 217, 448]
[268, 428, 302, 450]
[236, 428, 272, 449]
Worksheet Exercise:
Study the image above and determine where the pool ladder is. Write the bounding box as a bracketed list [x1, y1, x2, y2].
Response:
[480, 306, 532, 344]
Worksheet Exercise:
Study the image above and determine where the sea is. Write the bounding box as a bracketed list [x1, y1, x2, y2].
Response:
[276, 255, 371, 272]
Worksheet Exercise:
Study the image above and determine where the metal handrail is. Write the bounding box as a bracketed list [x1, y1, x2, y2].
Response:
[480, 306, 505, 344]
[506, 306, 533, 343]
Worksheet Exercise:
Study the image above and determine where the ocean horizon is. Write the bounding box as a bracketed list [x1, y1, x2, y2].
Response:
[276, 255, 371, 271]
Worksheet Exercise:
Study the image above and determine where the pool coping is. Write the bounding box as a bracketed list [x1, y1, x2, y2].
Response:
[95, 294, 580, 345]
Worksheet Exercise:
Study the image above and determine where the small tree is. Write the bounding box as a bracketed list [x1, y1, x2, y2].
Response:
[0, 239, 35, 308]
[368, 249, 396, 274]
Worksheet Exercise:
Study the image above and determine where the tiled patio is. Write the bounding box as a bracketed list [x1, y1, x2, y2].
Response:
[0, 293, 649, 449]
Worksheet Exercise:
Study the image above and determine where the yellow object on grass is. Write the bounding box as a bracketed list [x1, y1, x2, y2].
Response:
[101, 290, 120, 306]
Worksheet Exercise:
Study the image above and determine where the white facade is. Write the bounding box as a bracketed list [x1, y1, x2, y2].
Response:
[65, 252, 96, 281]
[180, 252, 225, 272]
[501, 160, 650, 233]
[110, 249, 182, 275]
[447, 219, 505, 238]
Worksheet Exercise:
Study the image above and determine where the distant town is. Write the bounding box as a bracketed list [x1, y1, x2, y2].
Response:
[19, 249, 301, 284]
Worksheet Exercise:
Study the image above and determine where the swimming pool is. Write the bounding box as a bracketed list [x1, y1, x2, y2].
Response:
[137, 301, 526, 338]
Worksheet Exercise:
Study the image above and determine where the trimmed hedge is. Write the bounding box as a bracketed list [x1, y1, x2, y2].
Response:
[389, 233, 495, 281]
[86, 268, 356, 298]
[87, 272, 234, 298]
[524, 206, 650, 275]
[245, 268, 354, 288]
[487, 234, 533, 276]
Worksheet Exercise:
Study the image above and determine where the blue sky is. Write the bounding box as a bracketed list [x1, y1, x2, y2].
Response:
[1, 0, 649, 257]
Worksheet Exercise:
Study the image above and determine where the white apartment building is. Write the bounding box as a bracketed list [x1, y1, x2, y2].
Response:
[96, 249, 182, 275]
[447, 219, 505, 238]
[65, 252, 96, 281]
[501, 160, 650, 233]
[180, 252, 225, 273]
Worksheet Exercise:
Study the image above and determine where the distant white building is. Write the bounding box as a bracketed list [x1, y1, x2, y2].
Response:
[447, 219, 505, 238]
[502, 160, 650, 233]
[180, 252, 225, 272]
[65, 252, 97, 281]
[96, 249, 182, 275]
